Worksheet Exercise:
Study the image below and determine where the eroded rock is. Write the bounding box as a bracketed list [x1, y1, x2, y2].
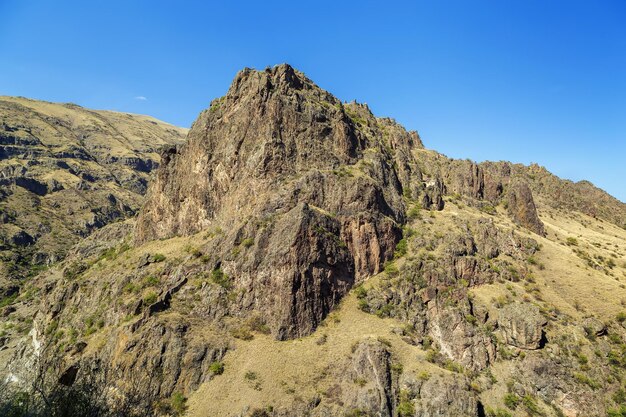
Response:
[498, 303, 547, 349]
[507, 180, 546, 236]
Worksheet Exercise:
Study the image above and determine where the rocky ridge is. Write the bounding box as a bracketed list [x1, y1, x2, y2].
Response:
[1, 65, 625, 417]
[0, 96, 186, 300]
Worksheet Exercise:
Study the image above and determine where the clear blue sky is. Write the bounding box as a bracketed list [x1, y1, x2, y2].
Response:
[1, 1, 624, 202]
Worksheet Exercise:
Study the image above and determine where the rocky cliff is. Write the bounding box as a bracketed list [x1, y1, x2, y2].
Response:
[1, 65, 626, 417]
[135, 65, 417, 338]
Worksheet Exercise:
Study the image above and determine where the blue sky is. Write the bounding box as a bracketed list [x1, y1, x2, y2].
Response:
[1, 1, 624, 202]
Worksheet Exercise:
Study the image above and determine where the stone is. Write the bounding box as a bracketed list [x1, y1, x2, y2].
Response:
[413, 375, 480, 417]
[507, 180, 546, 236]
[498, 303, 547, 349]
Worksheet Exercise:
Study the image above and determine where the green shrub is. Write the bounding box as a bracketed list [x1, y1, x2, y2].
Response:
[209, 361, 224, 375]
[375, 303, 393, 318]
[397, 390, 415, 417]
[608, 405, 626, 417]
[425, 350, 438, 363]
[345, 408, 368, 417]
[503, 393, 520, 410]
[614, 389, 626, 404]
[241, 238, 254, 248]
[152, 253, 166, 262]
[394, 238, 408, 258]
[353, 377, 367, 387]
[211, 267, 231, 289]
[354, 285, 367, 299]
[390, 363, 404, 374]
[97, 247, 118, 262]
[384, 262, 399, 277]
[143, 291, 158, 305]
[0, 292, 18, 308]
[566, 237, 578, 246]
[407, 205, 422, 220]
[573, 372, 600, 389]
[417, 371, 430, 381]
[170, 392, 187, 416]
[142, 275, 159, 287]
[522, 395, 542, 415]
[123, 282, 139, 293]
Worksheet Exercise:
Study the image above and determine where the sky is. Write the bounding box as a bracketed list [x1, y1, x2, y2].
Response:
[0, 1, 624, 202]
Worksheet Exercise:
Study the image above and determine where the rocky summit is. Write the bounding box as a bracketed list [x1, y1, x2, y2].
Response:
[1, 65, 626, 417]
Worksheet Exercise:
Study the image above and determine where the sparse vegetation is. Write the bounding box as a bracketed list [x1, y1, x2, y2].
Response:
[143, 291, 158, 305]
[152, 253, 166, 262]
[209, 361, 225, 375]
[397, 389, 415, 417]
[504, 392, 520, 410]
[211, 267, 231, 288]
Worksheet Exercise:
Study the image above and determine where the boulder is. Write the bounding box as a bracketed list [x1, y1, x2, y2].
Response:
[507, 180, 546, 236]
[414, 375, 480, 417]
[498, 303, 547, 349]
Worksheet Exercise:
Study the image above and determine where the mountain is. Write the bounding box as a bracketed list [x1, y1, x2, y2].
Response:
[0, 96, 186, 301]
[1, 65, 626, 417]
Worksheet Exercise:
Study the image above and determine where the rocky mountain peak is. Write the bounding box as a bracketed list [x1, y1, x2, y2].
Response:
[134, 64, 426, 338]
[3, 65, 626, 417]
[135, 64, 418, 243]
[230, 63, 310, 95]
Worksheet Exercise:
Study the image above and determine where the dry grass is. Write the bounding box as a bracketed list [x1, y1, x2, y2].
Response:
[187, 287, 441, 416]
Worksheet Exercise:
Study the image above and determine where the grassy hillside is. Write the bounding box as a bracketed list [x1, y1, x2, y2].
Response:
[0, 96, 186, 307]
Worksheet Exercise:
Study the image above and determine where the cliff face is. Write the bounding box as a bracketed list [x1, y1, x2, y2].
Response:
[135, 65, 419, 338]
[2, 65, 626, 417]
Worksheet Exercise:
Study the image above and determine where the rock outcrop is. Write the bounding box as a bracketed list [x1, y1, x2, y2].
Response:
[135, 64, 418, 338]
[497, 303, 547, 349]
[506, 179, 546, 236]
[413, 376, 480, 417]
[344, 339, 396, 417]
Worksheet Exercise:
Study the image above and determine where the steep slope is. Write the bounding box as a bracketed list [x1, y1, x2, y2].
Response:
[135, 65, 421, 338]
[0, 96, 186, 299]
[2, 65, 625, 417]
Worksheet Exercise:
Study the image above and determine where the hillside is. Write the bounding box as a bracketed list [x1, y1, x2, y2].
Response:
[1, 65, 625, 417]
[0, 96, 186, 307]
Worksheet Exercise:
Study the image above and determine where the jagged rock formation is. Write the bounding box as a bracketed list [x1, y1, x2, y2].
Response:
[412, 376, 480, 417]
[506, 179, 546, 236]
[136, 65, 419, 339]
[344, 339, 397, 416]
[1, 65, 626, 417]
